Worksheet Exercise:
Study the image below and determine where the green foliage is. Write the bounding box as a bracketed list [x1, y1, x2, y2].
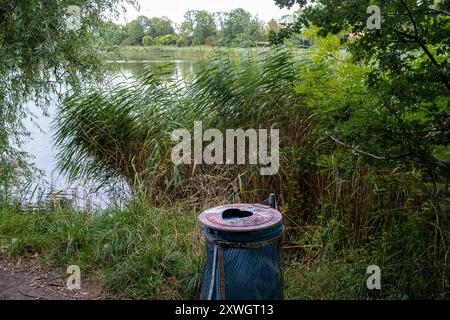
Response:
[142, 35, 155, 46]
[273, 0, 450, 181]
[154, 34, 179, 46]
[120, 15, 177, 46]
[53, 39, 449, 298]
[180, 10, 217, 46]
[114, 45, 246, 61]
[0, 199, 204, 299]
[144, 16, 175, 38]
[192, 11, 217, 45]
[110, 8, 274, 48]
[54, 68, 183, 193]
[100, 21, 129, 46]
[122, 18, 145, 45]
[285, 198, 450, 299]
[4, 0, 449, 301]
[0, 152, 40, 208]
[219, 8, 264, 46]
[285, 255, 369, 300]
[0, 0, 135, 195]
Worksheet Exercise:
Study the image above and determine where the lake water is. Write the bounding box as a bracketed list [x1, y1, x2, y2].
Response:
[23, 58, 198, 209]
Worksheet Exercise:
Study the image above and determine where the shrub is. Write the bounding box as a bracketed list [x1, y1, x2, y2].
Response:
[154, 34, 179, 46]
[142, 36, 155, 46]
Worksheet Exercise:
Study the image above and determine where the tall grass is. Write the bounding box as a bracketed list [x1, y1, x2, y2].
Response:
[0, 198, 204, 299]
[46, 42, 450, 299]
[55, 47, 319, 209]
[112, 46, 251, 61]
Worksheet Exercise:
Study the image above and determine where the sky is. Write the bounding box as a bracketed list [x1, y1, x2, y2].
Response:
[118, 0, 298, 25]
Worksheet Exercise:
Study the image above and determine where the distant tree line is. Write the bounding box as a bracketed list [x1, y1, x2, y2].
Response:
[103, 8, 287, 47]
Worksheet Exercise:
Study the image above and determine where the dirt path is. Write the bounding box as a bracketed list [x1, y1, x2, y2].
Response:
[0, 257, 102, 300]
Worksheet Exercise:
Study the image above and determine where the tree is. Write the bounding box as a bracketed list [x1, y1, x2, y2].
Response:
[121, 16, 175, 46]
[272, 0, 450, 180]
[178, 11, 195, 46]
[122, 18, 145, 45]
[220, 8, 263, 46]
[101, 22, 128, 46]
[145, 16, 175, 38]
[214, 11, 227, 31]
[142, 35, 155, 46]
[0, 0, 135, 191]
[265, 18, 280, 41]
[192, 11, 217, 45]
[154, 34, 179, 46]
[179, 10, 216, 45]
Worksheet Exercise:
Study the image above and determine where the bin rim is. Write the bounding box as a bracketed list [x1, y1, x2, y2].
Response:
[198, 203, 283, 232]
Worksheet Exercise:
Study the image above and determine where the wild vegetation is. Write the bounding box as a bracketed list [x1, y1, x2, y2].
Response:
[0, 199, 204, 299]
[50, 30, 448, 298]
[1, 0, 449, 300]
[103, 8, 285, 47]
[0, 0, 136, 201]
[110, 45, 249, 62]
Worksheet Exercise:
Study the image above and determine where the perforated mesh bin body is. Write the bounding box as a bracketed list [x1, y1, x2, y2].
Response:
[199, 204, 284, 300]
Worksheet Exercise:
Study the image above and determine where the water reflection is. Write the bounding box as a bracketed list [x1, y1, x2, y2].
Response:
[22, 59, 198, 209]
[111, 60, 198, 82]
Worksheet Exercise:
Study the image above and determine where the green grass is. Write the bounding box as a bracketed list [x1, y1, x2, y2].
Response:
[109, 45, 251, 61]
[1, 197, 448, 299]
[0, 199, 205, 299]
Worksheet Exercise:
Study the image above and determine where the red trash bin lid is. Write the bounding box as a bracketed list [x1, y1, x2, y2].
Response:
[198, 203, 283, 232]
